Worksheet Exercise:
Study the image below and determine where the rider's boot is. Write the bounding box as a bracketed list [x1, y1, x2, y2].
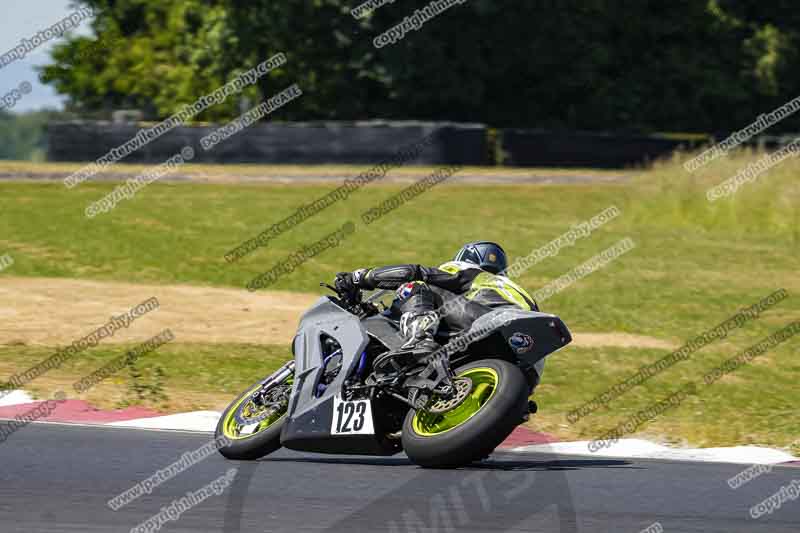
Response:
[394, 311, 458, 409]
[373, 311, 441, 376]
[398, 310, 441, 356]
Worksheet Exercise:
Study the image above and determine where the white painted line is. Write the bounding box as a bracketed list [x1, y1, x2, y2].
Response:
[108, 410, 220, 432]
[512, 439, 798, 465]
[0, 390, 36, 407]
[3, 388, 797, 466]
[0, 418, 218, 436]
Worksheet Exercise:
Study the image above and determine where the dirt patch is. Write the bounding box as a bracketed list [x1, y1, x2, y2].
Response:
[0, 277, 675, 350]
[0, 161, 631, 185]
[572, 333, 678, 350]
[0, 277, 318, 347]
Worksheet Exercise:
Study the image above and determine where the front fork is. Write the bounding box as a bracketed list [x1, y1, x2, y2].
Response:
[252, 360, 295, 406]
[263, 360, 295, 386]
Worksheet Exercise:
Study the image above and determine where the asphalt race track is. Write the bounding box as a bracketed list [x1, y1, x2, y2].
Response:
[1, 423, 798, 532]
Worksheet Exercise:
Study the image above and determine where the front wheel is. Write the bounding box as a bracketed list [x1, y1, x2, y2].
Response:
[402, 359, 528, 468]
[215, 363, 294, 461]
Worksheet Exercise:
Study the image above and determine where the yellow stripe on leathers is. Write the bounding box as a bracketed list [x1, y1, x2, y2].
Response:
[438, 262, 535, 310]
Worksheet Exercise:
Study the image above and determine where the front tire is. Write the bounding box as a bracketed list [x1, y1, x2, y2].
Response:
[401, 359, 528, 468]
[215, 369, 293, 461]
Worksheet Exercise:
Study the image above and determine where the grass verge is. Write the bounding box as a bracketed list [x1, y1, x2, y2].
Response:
[0, 150, 797, 449]
[0, 343, 289, 413]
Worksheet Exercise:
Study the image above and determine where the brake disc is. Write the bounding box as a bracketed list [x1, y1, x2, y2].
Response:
[426, 377, 473, 414]
[234, 384, 290, 426]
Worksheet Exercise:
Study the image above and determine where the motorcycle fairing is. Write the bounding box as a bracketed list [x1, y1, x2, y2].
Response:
[280, 297, 397, 455]
[459, 308, 572, 377]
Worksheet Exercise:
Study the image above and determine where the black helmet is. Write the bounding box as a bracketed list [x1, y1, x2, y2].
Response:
[453, 241, 508, 274]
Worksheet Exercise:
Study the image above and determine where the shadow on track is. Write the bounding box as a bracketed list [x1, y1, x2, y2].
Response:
[222, 452, 633, 532]
[257, 454, 635, 472]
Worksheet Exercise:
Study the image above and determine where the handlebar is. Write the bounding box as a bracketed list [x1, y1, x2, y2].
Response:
[321, 281, 380, 318]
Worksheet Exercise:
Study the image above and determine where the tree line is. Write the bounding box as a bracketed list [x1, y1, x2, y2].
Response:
[38, 0, 800, 134]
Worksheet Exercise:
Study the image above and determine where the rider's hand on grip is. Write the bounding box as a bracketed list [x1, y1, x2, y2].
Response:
[334, 272, 355, 295]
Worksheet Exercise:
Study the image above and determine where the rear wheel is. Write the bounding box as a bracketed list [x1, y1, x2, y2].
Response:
[402, 359, 528, 468]
[216, 367, 293, 460]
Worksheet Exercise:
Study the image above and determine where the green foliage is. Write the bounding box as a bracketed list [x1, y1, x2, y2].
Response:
[122, 360, 169, 407]
[38, 1, 800, 131]
[42, 0, 244, 120]
[0, 110, 73, 161]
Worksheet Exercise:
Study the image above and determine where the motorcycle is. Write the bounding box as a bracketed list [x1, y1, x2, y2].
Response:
[216, 278, 572, 468]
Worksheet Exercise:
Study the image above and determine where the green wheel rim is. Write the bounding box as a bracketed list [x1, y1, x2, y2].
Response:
[222, 376, 292, 441]
[412, 367, 499, 437]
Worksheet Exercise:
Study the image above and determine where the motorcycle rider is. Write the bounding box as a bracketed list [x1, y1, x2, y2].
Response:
[335, 241, 541, 389]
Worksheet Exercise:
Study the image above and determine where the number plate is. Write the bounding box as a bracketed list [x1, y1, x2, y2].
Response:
[331, 395, 375, 435]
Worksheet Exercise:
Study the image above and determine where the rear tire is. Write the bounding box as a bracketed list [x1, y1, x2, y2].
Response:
[401, 359, 528, 468]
